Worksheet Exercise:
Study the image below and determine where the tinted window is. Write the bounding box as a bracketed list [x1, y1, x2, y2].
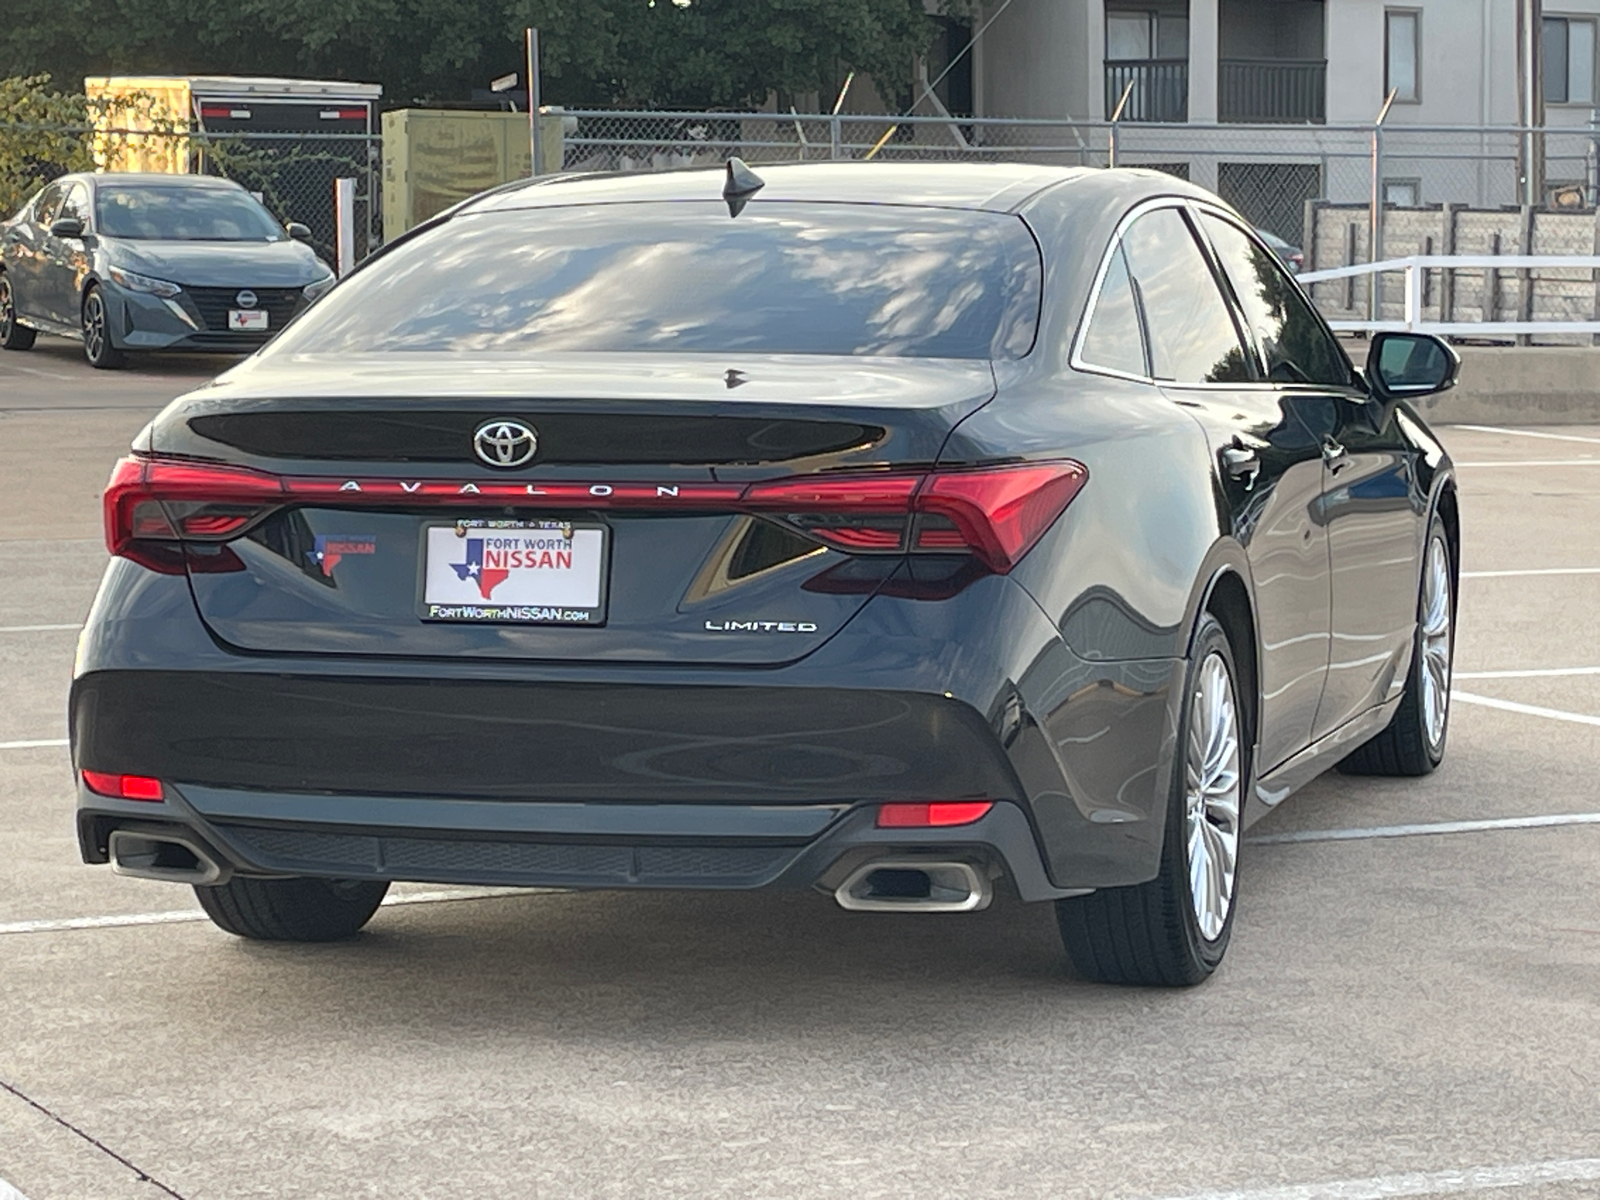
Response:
[1202, 215, 1350, 387]
[1078, 244, 1147, 377]
[272, 203, 1042, 360]
[96, 185, 285, 242]
[1120, 207, 1251, 385]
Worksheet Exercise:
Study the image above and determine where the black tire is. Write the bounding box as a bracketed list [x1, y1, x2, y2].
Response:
[81, 285, 126, 369]
[1056, 613, 1246, 987]
[1338, 511, 1455, 777]
[194, 877, 389, 942]
[0, 273, 36, 351]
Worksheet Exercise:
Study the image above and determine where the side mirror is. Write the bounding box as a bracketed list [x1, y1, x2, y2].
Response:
[50, 217, 84, 239]
[286, 222, 312, 242]
[1367, 331, 1460, 401]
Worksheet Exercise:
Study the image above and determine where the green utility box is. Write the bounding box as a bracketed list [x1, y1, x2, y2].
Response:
[382, 109, 564, 238]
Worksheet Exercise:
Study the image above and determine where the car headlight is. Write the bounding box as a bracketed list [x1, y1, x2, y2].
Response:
[108, 267, 182, 298]
[303, 272, 336, 302]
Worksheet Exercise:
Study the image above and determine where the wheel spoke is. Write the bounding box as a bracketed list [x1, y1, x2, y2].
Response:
[1182, 649, 1243, 942]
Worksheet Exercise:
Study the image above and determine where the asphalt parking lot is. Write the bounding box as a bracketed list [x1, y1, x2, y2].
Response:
[2, 337, 1599, 1200]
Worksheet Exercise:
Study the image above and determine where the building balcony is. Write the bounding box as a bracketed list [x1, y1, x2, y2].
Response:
[1218, 58, 1326, 123]
[1104, 58, 1189, 123]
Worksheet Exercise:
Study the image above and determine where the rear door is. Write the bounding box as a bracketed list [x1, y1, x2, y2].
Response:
[1116, 203, 1332, 774]
[1191, 213, 1401, 742]
[155, 355, 998, 666]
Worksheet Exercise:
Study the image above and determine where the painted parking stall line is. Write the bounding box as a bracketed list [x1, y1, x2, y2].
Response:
[1148, 1155, 1600, 1200]
[1461, 567, 1600, 578]
[0, 623, 80, 633]
[0, 887, 551, 937]
[1250, 811, 1600, 846]
[1456, 665, 1600, 678]
[1452, 691, 1600, 728]
[0, 739, 68, 751]
[0, 1177, 33, 1200]
[1451, 424, 1600, 445]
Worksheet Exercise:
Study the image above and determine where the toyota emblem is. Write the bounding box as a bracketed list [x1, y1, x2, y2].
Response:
[234, 289, 258, 309]
[473, 419, 538, 468]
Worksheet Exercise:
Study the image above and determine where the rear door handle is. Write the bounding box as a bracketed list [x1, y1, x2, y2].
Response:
[1221, 444, 1260, 490]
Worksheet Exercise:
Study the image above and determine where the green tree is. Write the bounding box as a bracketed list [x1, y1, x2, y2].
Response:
[0, 0, 951, 110]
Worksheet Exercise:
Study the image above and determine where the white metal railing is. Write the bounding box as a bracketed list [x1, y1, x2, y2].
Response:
[1299, 255, 1600, 335]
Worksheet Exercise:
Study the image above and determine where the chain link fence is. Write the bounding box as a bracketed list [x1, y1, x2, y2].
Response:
[8, 112, 1598, 303]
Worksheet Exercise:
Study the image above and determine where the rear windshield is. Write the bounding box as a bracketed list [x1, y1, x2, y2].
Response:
[271, 203, 1042, 359]
[96, 185, 285, 242]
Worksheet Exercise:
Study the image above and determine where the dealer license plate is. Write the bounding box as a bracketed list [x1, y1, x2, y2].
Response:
[229, 309, 269, 332]
[420, 520, 608, 624]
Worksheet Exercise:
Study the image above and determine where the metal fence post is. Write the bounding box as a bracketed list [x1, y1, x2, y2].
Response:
[1107, 81, 1134, 169]
[1369, 89, 1397, 322]
[830, 115, 842, 160]
[334, 177, 356, 276]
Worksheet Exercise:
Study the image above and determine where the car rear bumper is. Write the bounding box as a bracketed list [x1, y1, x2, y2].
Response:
[72, 560, 1183, 892]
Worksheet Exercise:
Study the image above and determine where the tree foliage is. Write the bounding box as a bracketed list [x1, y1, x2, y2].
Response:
[0, 0, 949, 110]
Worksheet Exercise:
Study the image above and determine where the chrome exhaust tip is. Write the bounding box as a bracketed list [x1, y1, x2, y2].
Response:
[108, 830, 228, 886]
[833, 860, 992, 913]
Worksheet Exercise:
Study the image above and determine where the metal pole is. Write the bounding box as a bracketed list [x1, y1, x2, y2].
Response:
[335, 177, 356, 276]
[1369, 88, 1397, 321]
[1108, 80, 1134, 169]
[526, 28, 542, 176]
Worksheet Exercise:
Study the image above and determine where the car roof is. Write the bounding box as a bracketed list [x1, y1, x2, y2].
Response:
[59, 172, 245, 190]
[462, 161, 1232, 222]
[466, 161, 1098, 215]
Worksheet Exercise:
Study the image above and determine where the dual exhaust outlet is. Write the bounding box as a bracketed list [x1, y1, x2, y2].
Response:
[108, 831, 992, 913]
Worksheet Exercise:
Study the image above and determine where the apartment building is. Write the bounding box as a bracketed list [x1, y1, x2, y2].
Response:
[939, 0, 1600, 238]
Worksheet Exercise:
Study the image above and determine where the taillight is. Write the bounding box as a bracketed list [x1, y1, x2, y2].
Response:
[741, 461, 1087, 572]
[81, 770, 164, 801]
[104, 456, 286, 571]
[876, 801, 995, 827]
[102, 455, 1087, 577]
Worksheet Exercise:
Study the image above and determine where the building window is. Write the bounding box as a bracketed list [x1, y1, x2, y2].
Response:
[1384, 179, 1421, 207]
[1544, 16, 1596, 105]
[1106, 9, 1190, 61]
[1385, 10, 1420, 102]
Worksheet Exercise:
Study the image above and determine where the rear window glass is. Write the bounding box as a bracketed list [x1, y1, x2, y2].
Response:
[271, 203, 1042, 360]
[96, 185, 285, 242]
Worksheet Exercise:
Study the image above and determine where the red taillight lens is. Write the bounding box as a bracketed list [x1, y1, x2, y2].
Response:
[81, 770, 164, 801]
[100, 455, 1086, 577]
[877, 801, 995, 828]
[104, 456, 286, 565]
[917, 462, 1089, 573]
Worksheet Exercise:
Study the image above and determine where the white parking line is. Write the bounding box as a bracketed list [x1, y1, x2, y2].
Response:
[0, 623, 80, 633]
[1150, 1155, 1600, 1200]
[1457, 458, 1599, 467]
[1460, 567, 1600, 578]
[1452, 691, 1600, 727]
[1451, 424, 1600, 445]
[1250, 811, 1600, 845]
[0, 739, 68, 751]
[1456, 666, 1600, 679]
[0, 1177, 33, 1200]
[0, 886, 548, 937]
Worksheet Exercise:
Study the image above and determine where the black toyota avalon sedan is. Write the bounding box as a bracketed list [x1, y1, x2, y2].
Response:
[70, 161, 1460, 986]
[0, 172, 335, 368]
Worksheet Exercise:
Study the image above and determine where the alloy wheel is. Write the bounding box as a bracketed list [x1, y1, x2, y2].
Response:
[1419, 535, 1453, 754]
[0, 277, 13, 340]
[1184, 651, 1243, 942]
[84, 292, 107, 361]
